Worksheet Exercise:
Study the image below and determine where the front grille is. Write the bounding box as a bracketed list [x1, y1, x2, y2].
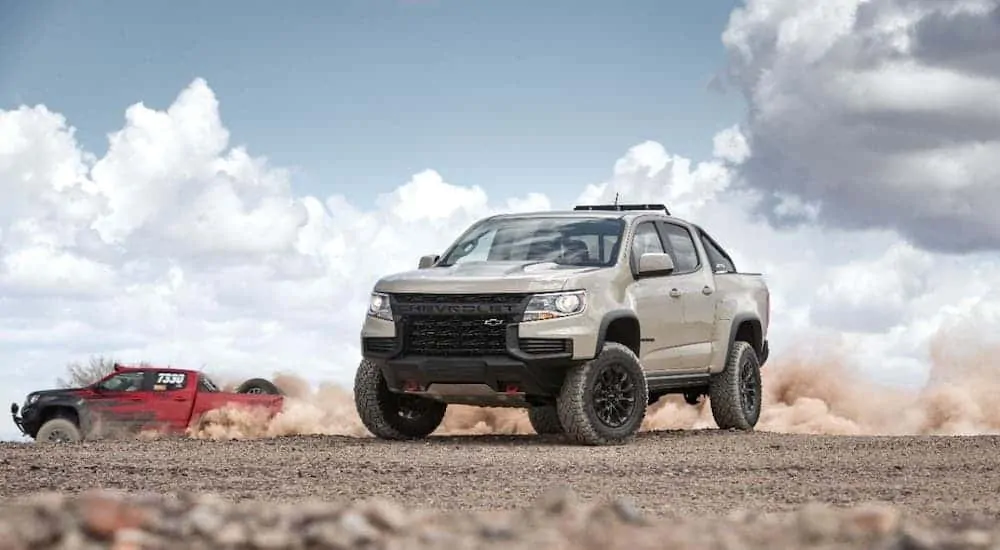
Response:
[393, 293, 529, 357]
[403, 315, 510, 356]
[363, 337, 397, 354]
[518, 338, 571, 355]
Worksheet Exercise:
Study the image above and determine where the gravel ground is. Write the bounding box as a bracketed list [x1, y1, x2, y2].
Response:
[2, 430, 1000, 548]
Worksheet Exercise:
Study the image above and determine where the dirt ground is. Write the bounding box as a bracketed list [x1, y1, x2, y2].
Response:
[2, 430, 999, 521]
[3, 431, 1000, 548]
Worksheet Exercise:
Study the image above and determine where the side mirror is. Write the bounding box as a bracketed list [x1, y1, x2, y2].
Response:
[418, 254, 440, 269]
[637, 252, 674, 277]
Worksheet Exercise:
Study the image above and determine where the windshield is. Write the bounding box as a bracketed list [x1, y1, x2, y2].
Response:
[438, 216, 625, 267]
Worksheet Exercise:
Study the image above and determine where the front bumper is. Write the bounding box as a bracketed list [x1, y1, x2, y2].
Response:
[10, 403, 28, 437]
[374, 352, 582, 398]
[361, 316, 587, 399]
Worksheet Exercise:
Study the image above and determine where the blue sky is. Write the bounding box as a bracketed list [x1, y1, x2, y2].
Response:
[1, 0, 744, 208]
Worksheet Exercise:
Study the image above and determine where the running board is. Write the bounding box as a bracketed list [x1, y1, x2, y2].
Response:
[645, 372, 710, 392]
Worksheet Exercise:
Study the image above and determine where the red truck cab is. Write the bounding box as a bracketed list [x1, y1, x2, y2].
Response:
[11, 364, 285, 442]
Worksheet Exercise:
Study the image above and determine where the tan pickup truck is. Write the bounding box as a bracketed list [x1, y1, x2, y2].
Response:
[355, 203, 770, 445]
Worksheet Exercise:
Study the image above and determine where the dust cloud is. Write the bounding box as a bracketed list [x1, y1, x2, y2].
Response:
[186, 333, 1000, 440]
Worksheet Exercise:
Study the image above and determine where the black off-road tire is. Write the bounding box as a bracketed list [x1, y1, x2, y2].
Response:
[556, 342, 649, 446]
[708, 340, 762, 430]
[354, 358, 447, 440]
[35, 418, 82, 443]
[236, 378, 283, 395]
[527, 405, 563, 435]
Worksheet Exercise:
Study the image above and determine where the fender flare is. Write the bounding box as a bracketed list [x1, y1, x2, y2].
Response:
[594, 309, 641, 357]
[33, 397, 92, 437]
[727, 313, 766, 366]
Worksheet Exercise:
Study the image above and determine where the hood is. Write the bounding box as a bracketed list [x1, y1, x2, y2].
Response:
[32, 388, 85, 397]
[22, 387, 86, 406]
[375, 261, 606, 294]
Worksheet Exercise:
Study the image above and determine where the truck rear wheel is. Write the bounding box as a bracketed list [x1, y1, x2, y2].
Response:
[35, 418, 82, 443]
[556, 342, 648, 446]
[709, 340, 762, 430]
[527, 405, 563, 435]
[236, 378, 283, 395]
[354, 359, 446, 440]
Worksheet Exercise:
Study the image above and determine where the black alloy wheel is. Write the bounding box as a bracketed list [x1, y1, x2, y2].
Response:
[592, 361, 638, 429]
[740, 352, 760, 419]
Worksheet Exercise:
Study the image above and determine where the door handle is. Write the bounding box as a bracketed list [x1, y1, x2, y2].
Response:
[129, 397, 142, 402]
[702, 286, 714, 295]
[173, 396, 188, 402]
[669, 288, 682, 298]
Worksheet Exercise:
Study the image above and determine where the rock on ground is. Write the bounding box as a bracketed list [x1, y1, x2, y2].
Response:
[0, 487, 997, 550]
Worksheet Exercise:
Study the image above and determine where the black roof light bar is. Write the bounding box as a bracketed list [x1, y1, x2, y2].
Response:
[573, 203, 670, 215]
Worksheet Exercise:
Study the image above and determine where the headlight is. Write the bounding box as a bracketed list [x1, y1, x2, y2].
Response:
[522, 290, 587, 322]
[368, 292, 393, 321]
[25, 393, 39, 406]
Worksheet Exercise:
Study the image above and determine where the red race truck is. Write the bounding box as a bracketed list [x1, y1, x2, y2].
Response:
[10, 363, 285, 442]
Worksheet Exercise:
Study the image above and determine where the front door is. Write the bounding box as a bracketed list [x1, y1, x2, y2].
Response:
[628, 221, 686, 373]
[88, 370, 155, 435]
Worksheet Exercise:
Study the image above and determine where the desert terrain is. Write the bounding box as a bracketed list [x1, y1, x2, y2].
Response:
[3, 344, 1000, 548]
[2, 430, 1000, 549]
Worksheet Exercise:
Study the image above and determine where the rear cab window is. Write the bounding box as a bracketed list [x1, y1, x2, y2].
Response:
[697, 230, 737, 273]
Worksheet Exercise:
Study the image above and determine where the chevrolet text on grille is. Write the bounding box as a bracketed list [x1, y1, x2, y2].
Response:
[395, 304, 519, 315]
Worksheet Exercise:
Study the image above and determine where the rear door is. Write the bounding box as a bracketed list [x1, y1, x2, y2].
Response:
[147, 370, 197, 431]
[655, 221, 717, 370]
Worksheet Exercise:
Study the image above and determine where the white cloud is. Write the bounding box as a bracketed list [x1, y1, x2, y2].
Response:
[2, 0, 1000, 442]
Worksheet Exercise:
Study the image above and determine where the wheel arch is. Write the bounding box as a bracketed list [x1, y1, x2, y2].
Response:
[595, 310, 641, 357]
[728, 314, 764, 363]
[35, 404, 83, 438]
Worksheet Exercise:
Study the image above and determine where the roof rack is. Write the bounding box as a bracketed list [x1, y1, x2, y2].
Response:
[573, 203, 670, 215]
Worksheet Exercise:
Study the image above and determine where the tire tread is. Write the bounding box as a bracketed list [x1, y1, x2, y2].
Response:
[557, 342, 648, 446]
[353, 359, 445, 440]
[708, 340, 760, 430]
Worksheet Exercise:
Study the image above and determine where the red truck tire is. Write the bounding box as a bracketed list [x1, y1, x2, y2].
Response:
[235, 378, 283, 395]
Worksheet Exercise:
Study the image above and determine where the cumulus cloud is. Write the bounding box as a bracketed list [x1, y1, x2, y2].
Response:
[721, 0, 1000, 253]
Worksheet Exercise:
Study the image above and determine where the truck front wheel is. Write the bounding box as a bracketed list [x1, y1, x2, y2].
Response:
[527, 405, 563, 435]
[708, 340, 762, 430]
[35, 418, 82, 444]
[556, 342, 649, 445]
[354, 359, 446, 440]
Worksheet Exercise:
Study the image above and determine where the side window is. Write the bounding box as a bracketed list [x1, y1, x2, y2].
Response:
[658, 223, 700, 273]
[699, 233, 736, 273]
[630, 221, 666, 270]
[152, 371, 188, 392]
[96, 372, 145, 392]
